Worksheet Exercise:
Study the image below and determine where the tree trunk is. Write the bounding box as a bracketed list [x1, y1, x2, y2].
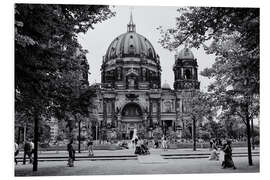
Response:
[23, 123, 26, 143]
[33, 109, 39, 171]
[251, 118, 255, 150]
[192, 117, 196, 151]
[78, 120, 81, 153]
[245, 104, 253, 165]
[17, 127, 21, 145]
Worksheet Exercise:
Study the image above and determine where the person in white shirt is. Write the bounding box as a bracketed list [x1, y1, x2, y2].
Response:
[30, 140, 34, 156]
[162, 136, 167, 151]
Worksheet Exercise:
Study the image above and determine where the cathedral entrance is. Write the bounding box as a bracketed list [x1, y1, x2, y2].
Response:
[129, 130, 134, 139]
[163, 120, 173, 136]
[121, 102, 143, 139]
[121, 102, 142, 120]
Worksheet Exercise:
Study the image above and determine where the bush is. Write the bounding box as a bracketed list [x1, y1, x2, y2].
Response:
[182, 129, 192, 139]
[39, 143, 50, 148]
[200, 131, 211, 141]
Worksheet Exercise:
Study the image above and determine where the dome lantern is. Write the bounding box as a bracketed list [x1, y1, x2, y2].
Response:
[127, 11, 136, 32]
[176, 46, 195, 60]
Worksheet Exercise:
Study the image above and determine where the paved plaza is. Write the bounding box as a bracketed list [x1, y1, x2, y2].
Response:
[15, 147, 260, 158]
[15, 148, 259, 176]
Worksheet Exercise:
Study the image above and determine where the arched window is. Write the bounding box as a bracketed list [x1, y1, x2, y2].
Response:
[107, 103, 112, 114]
[184, 69, 192, 79]
[122, 103, 142, 117]
[164, 101, 172, 113]
[152, 103, 157, 113]
[184, 48, 190, 56]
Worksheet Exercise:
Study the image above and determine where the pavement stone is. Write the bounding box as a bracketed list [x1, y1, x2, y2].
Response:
[138, 154, 168, 164]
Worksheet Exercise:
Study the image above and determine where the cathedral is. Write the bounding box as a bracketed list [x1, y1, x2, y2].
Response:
[92, 14, 200, 140]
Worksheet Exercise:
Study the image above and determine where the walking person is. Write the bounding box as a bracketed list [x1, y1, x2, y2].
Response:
[23, 140, 32, 164]
[162, 136, 167, 151]
[67, 140, 75, 167]
[209, 139, 219, 160]
[30, 140, 34, 157]
[223, 139, 236, 169]
[154, 139, 159, 149]
[14, 142, 19, 165]
[209, 139, 213, 150]
[220, 139, 236, 169]
[87, 136, 94, 157]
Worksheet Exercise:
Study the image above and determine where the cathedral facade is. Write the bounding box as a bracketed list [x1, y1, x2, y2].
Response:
[93, 15, 200, 140]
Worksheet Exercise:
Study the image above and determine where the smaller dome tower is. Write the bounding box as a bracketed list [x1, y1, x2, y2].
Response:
[173, 46, 200, 90]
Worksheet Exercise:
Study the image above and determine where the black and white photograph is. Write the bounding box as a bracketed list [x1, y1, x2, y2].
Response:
[11, 0, 262, 178]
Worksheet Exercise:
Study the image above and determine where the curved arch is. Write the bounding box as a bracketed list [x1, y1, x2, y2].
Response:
[184, 69, 192, 79]
[121, 102, 143, 117]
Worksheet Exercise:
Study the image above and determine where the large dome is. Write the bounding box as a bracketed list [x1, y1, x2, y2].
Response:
[101, 13, 161, 90]
[104, 32, 158, 62]
[103, 13, 159, 64]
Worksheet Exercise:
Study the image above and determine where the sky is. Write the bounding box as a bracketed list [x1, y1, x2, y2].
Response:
[78, 5, 216, 91]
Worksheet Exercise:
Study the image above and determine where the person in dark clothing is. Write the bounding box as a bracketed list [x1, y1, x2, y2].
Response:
[154, 140, 159, 148]
[67, 140, 75, 167]
[23, 140, 32, 164]
[87, 137, 94, 157]
[222, 139, 236, 169]
[134, 138, 138, 146]
[141, 140, 150, 155]
[209, 139, 213, 149]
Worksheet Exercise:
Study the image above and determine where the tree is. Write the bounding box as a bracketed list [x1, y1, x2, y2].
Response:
[158, 7, 259, 165]
[202, 120, 226, 139]
[15, 4, 115, 171]
[187, 91, 213, 150]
